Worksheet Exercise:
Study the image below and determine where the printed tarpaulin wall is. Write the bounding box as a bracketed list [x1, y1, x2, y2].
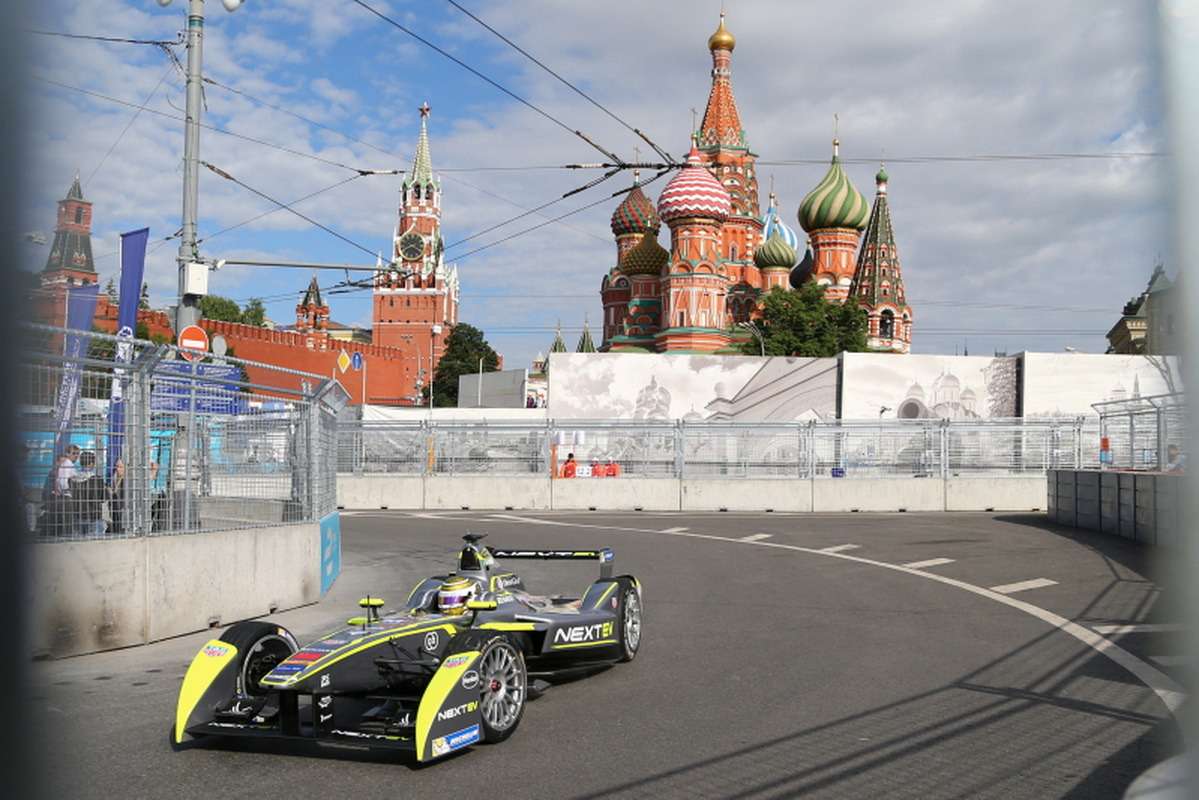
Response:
[840, 353, 1019, 420]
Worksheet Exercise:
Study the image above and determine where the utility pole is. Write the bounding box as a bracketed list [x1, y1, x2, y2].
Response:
[164, 0, 245, 332]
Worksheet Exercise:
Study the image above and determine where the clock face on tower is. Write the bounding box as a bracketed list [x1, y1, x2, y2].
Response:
[399, 232, 424, 261]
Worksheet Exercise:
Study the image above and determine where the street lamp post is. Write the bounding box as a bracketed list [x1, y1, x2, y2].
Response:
[429, 324, 442, 408]
[477, 356, 484, 407]
[159, 0, 245, 331]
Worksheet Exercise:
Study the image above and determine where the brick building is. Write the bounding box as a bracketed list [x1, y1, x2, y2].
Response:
[34, 107, 463, 405]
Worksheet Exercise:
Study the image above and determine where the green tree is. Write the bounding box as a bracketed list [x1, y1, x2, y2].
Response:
[241, 297, 267, 327]
[198, 294, 243, 322]
[103, 277, 117, 300]
[743, 285, 868, 357]
[138, 282, 151, 310]
[424, 323, 500, 407]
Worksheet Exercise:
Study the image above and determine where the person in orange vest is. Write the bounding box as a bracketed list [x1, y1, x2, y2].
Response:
[590, 458, 604, 477]
[561, 453, 577, 479]
[607, 457, 621, 478]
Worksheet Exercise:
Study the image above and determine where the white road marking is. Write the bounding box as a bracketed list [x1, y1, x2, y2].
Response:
[902, 558, 956, 569]
[1150, 656, 1188, 667]
[989, 578, 1058, 594]
[818, 544, 860, 553]
[478, 513, 1185, 719]
[659, 527, 689, 533]
[1092, 623, 1186, 635]
[739, 533, 772, 542]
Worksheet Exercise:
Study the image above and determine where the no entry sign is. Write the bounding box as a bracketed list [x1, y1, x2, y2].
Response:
[177, 324, 209, 363]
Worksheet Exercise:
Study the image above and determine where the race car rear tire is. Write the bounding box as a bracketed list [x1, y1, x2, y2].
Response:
[616, 577, 642, 663]
[448, 631, 527, 743]
[219, 621, 298, 697]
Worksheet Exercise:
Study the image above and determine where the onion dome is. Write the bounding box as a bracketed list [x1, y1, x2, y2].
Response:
[798, 139, 870, 232]
[906, 381, 925, 402]
[610, 182, 660, 237]
[708, 12, 735, 51]
[657, 146, 732, 224]
[761, 193, 799, 253]
[876, 164, 889, 186]
[960, 387, 976, 402]
[620, 232, 669, 276]
[789, 244, 814, 289]
[754, 231, 797, 270]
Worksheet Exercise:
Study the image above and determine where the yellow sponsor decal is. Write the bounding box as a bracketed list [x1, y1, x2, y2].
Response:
[477, 622, 536, 632]
[416, 651, 480, 761]
[175, 639, 238, 743]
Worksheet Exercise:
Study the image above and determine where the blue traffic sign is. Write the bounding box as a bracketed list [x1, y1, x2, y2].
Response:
[351, 351, 363, 371]
[151, 361, 247, 414]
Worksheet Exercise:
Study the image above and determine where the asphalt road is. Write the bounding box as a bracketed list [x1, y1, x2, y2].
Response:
[32, 512, 1187, 799]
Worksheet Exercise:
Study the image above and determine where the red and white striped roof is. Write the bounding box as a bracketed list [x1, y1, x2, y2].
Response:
[657, 146, 731, 223]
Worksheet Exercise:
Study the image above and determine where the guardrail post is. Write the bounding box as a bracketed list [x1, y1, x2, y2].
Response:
[674, 420, 685, 478]
[939, 419, 949, 479]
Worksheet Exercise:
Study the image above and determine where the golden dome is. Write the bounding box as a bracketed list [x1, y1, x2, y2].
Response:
[708, 12, 735, 52]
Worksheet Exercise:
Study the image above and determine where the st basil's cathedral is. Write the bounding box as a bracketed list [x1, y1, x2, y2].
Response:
[599, 13, 913, 355]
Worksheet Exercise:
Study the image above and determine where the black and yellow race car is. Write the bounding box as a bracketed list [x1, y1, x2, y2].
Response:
[172, 534, 642, 763]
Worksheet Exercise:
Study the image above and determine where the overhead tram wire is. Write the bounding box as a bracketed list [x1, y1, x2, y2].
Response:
[85, 63, 177, 189]
[442, 0, 675, 164]
[27, 29, 183, 47]
[196, 77, 609, 246]
[201, 162, 379, 259]
[348, 0, 634, 168]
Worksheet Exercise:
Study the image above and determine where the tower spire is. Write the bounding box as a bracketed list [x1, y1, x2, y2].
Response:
[409, 102, 434, 186]
[699, 11, 743, 150]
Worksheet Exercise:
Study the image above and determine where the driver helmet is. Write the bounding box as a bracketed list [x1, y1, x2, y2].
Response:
[437, 576, 476, 616]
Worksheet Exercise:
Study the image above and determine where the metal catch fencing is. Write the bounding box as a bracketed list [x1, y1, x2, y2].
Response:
[1093, 392, 1188, 471]
[337, 417, 1104, 479]
[21, 324, 348, 541]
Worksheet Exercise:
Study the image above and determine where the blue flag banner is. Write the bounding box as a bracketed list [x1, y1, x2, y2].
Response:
[43, 282, 101, 500]
[107, 228, 149, 481]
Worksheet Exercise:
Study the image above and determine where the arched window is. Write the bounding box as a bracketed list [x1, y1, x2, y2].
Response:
[730, 244, 738, 261]
[414, 185, 422, 200]
[879, 310, 895, 338]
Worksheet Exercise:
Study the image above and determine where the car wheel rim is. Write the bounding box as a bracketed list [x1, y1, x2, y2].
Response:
[624, 590, 642, 652]
[479, 644, 524, 732]
[241, 635, 294, 696]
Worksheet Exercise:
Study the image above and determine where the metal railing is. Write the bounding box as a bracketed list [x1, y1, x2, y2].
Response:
[336, 417, 1103, 479]
[21, 324, 347, 540]
[1093, 392, 1187, 471]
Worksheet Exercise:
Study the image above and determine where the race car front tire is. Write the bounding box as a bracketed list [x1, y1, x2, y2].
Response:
[219, 621, 299, 697]
[616, 577, 642, 663]
[448, 631, 527, 743]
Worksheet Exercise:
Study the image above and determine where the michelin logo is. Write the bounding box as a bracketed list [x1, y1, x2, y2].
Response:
[433, 724, 482, 756]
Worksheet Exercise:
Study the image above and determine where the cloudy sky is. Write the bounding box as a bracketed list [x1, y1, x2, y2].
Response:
[24, 0, 1169, 369]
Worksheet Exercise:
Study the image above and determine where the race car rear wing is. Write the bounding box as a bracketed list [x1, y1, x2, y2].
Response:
[487, 547, 614, 579]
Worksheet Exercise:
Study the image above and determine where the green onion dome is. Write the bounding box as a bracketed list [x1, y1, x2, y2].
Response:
[798, 139, 870, 232]
[619, 232, 669, 277]
[610, 183, 660, 237]
[753, 230, 797, 270]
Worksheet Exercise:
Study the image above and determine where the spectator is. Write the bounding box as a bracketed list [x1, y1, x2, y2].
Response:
[54, 444, 81, 497]
[109, 459, 127, 535]
[561, 453, 577, 479]
[41, 444, 81, 537]
[1165, 444, 1186, 473]
[72, 451, 107, 537]
[591, 458, 604, 477]
[607, 457, 621, 478]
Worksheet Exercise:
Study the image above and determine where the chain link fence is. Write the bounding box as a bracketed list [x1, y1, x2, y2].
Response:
[1092, 392, 1187, 471]
[22, 324, 347, 541]
[337, 417, 1104, 478]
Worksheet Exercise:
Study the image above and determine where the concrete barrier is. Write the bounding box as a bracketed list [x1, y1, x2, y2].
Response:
[553, 477, 680, 511]
[812, 477, 944, 512]
[32, 522, 320, 658]
[1048, 469, 1183, 548]
[945, 477, 1045, 511]
[338, 474, 424, 509]
[681, 478, 811, 512]
[426, 475, 550, 510]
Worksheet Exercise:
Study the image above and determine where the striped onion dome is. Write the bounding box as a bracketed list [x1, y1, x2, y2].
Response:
[610, 182, 660, 236]
[657, 145, 731, 224]
[761, 192, 799, 252]
[753, 231, 797, 270]
[798, 139, 870, 232]
[789, 244, 815, 289]
[620, 232, 669, 276]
